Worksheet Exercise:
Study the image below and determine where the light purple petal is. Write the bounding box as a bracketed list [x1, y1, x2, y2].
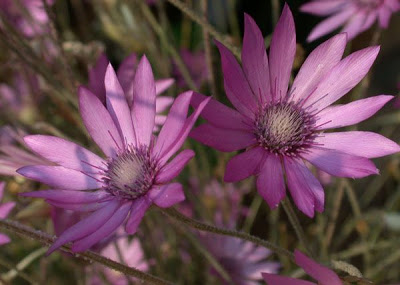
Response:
[244, 262, 280, 279]
[316, 95, 393, 129]
[149, 183, 185, 208]
[190, 124, 255, 152]
[24, 135, 105, 173]
[262, 273, 315, 285]
[304, 46, 380, 112]
[88, 53, 108, 104]
[269, 4, 296, 101]
[125, 197, 151, 234]
[314, 131, 400, 158]
[295, 250, 342, 285]
[300, 0, 347, 16]
[290, 33, 347, 103]
[79, 87, 122, 158]
[47, 200, 109, 212]
[155, 78, 174, 95]
[17, 166, 102, 190]
[0, 202, 15, 219]
[105, 64, 136, 146]
[303, 147, 378, 178]
[242, 14, 271, 104]
[156, 97, 174, 113]
[224, 147, 265, 182]
[116, 53, 137, 106]
[156, 150, 194, 183]
[131, 56, 156, 146]
[341, 12, 371, 40]
[21, 190, 110, 204]
[0, 182, 4, 200]
[257, 154, 286, 209]
[0, 233, 11, 245]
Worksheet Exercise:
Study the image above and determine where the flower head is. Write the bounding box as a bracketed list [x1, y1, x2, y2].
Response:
[190, 5, 399, 217]
[301, 0, 400, 42]
[0, 182, 16, 245]
[263, 250, 341, 285]
[18, 55, 210, 254]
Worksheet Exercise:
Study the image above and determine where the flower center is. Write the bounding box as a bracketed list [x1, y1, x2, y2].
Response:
[103, 145, 156, 200]
[254, 102, 316, 156]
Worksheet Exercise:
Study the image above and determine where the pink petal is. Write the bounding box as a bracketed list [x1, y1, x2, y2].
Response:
[0, 182, 4, 200]
[314, 131, 400, 158]
[269, 4, 296, 101]
[105, 64, 136, 146]
[215, 41, 258, 115]
[0, 233, 11, 245]
[224, 147, 265, 182]
[0, 202, 15, 219]
[341, 12, 371, 40]
[257, 154, 286, 209]
[116, 53, 137, 106]
[47, 199, 119, 255]
[190, 124, 255, 152]
[304, 46, 380, 112]
[156, 149, 194, 183]
[302, 147, 378, 178]
[262, 273, 315, 285]
[131, 56, 156, 146]
[155, 78, 174, 95]
[242, 14, 271, 104]
[149, 183, 185, 208]
[125, 197, 151, 234]
[88, 53, 108, 104]
[156, 97, 174, 113]
[316, 95, 393, 129]
[283, 158, 324, 217]
[294, 250, 342, 285]
[79, 87, 122, 158]
[190, 92, 251, 131]
[47, 200, 109, 212]
[24, 135, 105, 173]
[300, 0, 348, 16]
[21, 190, 110, 204]
[17, 166, 102, 190]
[71, 202, 131, 252]
[290, 33, 347, 103]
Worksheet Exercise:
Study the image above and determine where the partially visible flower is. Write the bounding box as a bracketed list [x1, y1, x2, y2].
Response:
[190, 6, 399, 217]
[87, 53, 175, 128]
[18, 55, 210, 254]
[174, 49, 208, 89]
[0, 182, 16, 245]
[301, 0, 400, 42]
[262, 250, 342, 285]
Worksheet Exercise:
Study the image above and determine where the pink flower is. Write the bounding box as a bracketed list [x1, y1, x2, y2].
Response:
[301, 0, 400, 42]
[87, 53, 175, 128]
[0, 182, 16, 245]
[190, 5, 400, 217]
[262, 250, 342, 285]
[17, 55, 210, 254]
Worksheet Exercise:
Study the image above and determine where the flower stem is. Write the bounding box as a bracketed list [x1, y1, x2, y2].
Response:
[0, 219, 173, 285]
[161, 207, 294, 260]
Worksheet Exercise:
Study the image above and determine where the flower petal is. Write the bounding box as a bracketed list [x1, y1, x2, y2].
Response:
[156, 150, 194, 183]
[341, 12, 375, 41]
[156, 96, 174, 113]
[149, 183, 185, 208]
[0, 233, 11, 245]
[257, 154, 286, 209]
[125, 197, 151, 234]
[116, 53, 137, 106]
[88, 53, 108, 104]
[224, 147, 265, 182]
[262, 273, 315, 285]
[300, 0, 347, 16]
[0, 202, 15, 219]
[21, 190, 110, 204]
[155, 78, 174, 95]
[47, 200, 109, 212]
[17, 166, 102, 190]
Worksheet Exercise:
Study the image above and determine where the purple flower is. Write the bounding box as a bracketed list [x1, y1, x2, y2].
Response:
[17, 55, 210, 254]
[87, 53, 175, 128]
[0, 182, 16, 245]
[301, 0, 400, 42]
[262, 250, 342, 285]
[190, 5, 400, 217]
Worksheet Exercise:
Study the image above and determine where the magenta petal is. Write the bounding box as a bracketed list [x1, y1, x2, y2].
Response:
[155, 78, 174, 95]
[24, 135, 105, 173]
[21, 190, 110, 204]
[116, 53, 137, 106]
[300, 0, 347, 16]
[105, 64, 136, 146]
[290, 33, 347, 103]
[149, 183, 185, 208]
[242, 14, 271, 103]
[71, 202, 131, 252]
[0, 233, 11, 245]
[190, 124, 255, 153]
[224, 147, 265, 182]
[79, 87, 122, 157]
[378, 6, 391, 28]
[125, 197, 151, 234]
[156, 150, 194, 183]
[294, 250, 342, 285]
[88, 53, 108, 104]
[47, 200, 109, 212]
[0, 182, 4, 200]
[47, 199, 119, 254]
[190, 92, 251, 131]
[262, 273, 315, 285]
[315, 131, 400, 158]
[316, 95, 393, 130]
[304, 46, 380, 112]
[284, 158, 324, 217]
[0, 202, 15, 219]
[257, 154, 286, 209]
[17, 166, 102, 190]
[131, 56, 156, 147]
[269, 4, 296, 101]
[303, 147, 378, 178]
[215, 41, 258, 115]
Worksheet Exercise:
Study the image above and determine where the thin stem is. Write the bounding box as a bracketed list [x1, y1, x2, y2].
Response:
[165, 0, 241, 58]
[281, 199, 314, 258]
[0, 257, 39, 284]
[0, 219, 173, 285]
[160, 207, 294, 260]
